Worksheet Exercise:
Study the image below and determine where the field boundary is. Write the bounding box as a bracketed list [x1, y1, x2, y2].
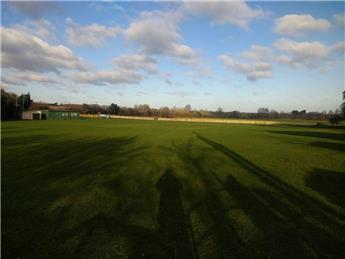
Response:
[80, 114, 281, 125]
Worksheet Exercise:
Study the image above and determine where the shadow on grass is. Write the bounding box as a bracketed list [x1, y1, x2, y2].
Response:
[156, 169, 197, 259]
[310, 141, 345, 153]
[218, 174, 307, 257]
[268, 130, 345, 142]
[62, 169, 197, 259]
[170, 140, 250, 258]
[194, 133, 344, 219]
[1, 134, 56, 147]
[193, 133, 345, 257]
[2, 135, 152, 258]
[276, 123, 345, 130]
[3, 132, 199, 258]
[306, 168, 345, 208]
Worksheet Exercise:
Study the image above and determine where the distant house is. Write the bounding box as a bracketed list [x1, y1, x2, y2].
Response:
[22, 103, 82, 120]
[22, 109, 80, 120]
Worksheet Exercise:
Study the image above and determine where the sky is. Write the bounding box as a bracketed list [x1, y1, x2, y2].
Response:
[1, 1, 344, 112]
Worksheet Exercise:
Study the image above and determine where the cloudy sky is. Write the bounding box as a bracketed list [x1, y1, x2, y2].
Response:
[1, 1, 344, 112]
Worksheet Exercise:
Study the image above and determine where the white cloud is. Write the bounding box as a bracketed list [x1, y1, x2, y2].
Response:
[66, 18, 120, 47]
[1, 27, 88, 73]
[171, 43, 199, 65]
[1, 69, 59, 86]
[329, 42, 345, 55]
[68, 69, 142, 86]
[124, 11, 199, 65]
[113, 54, 158, 74]
[124, 11, 180, 54]
[89, 2, 124, 12]
[240, 45, 272, 61]
[219, 44, 273, 81]
[165, 90, 191, 97]
[184, 1, 265, 28]
[333, 13, 345, 28]
[12, 19, 56, 41]
[219, 54, 272, 81]
[274, 14, 330, 36]
[274, 38, 330, 68]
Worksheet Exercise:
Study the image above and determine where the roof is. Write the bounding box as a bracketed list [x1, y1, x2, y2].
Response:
[29, 103, 82, 111]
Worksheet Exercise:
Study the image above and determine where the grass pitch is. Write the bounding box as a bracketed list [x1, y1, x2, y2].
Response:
[2, 119, 345, 258]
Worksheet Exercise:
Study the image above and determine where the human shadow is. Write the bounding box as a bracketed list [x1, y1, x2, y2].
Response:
[306, 168, 345, 208]
[156, 169, 197, 259]
[63, 169, 197, 259]
[194, 133, 345, 257]
[268, 130, 345, 142]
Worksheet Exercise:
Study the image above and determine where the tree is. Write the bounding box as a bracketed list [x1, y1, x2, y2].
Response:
[1, 89, 18, 120]
[329, 114, 343, 125]
[137, 104, 151, 116]
[217, 107, 223, 113]
[341, 90, 345, 117]
[108, 103, 120, 115]
[299, 110, 306, 115]
[229, 110, 241, 118]
[184, 104, 192, 112]
[159, 106, 170, 117]
[341, 103, 345, 117]
[1, 89, 34, 120]
[258, 107, 269, 114]
[18, 92, 33, 111]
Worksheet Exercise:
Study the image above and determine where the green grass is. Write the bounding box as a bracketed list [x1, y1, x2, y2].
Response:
[2, 119, 345, 258]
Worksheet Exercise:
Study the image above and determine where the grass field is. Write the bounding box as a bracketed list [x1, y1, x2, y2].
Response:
[2, 119, 345, 258]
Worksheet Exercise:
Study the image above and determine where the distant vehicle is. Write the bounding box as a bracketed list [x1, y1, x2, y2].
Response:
[99, 114, 110, 119]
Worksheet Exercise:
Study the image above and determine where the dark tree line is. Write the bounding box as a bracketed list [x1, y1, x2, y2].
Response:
[81, 103, 344, 121]
[1, 89, 32, 120]
[2, 89, 344, 123]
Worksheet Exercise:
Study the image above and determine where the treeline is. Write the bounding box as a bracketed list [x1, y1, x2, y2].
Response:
[1, 89, 32, 120]
[81, 103, 344, 121]
[2, 88, 344, 122]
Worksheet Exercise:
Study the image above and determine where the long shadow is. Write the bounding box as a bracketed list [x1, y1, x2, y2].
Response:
[219, 174, 344, 257]
[61, 169, 198, 259]
[310, 141, 345, 153]
[170, 140, 251, 258]
[195, 133, 344, 221]
[277, 123, 345, 130]
[306, 168, 345, 208]
[194, 133, 345, 257]
[2, 135, 151, 258]
[268, 130, 345, 142]
[218, 174, 307, 257]
[156, 169, 197, 259]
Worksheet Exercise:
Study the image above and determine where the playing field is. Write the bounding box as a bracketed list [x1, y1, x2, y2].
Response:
[2, 119, 345, 258]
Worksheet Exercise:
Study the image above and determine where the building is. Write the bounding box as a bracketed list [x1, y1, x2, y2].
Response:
[22, 109, 80, 120]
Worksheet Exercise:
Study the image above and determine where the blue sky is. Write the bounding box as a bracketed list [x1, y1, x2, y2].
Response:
[1, 1, 344, 112]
